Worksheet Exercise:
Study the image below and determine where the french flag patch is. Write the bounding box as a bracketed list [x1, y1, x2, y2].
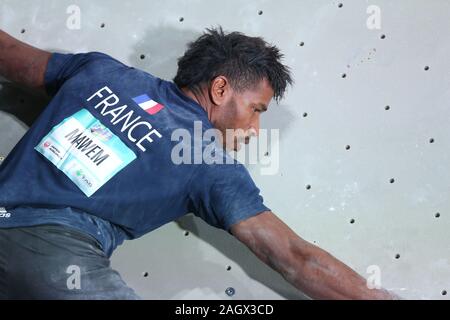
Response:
[132, 94, 164, 115]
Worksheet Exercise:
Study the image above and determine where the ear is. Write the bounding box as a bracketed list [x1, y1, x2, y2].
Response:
[209, 76, 230, 106]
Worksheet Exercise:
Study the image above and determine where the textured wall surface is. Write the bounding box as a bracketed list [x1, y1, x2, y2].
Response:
[1, 0, 449, 299]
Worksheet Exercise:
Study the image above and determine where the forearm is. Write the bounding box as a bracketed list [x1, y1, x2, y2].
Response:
[282, 242, 397, 300]
[0, 29, 50, 91]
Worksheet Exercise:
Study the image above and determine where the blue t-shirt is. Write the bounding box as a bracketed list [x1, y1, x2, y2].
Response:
[0, 52, 270, 257]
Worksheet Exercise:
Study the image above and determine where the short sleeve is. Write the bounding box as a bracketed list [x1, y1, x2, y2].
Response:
[188, 161, 271, 233]
[44, 51, 125, 96]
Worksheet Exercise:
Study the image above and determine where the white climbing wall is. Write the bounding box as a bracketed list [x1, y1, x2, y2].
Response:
[1, 0, 449, 300]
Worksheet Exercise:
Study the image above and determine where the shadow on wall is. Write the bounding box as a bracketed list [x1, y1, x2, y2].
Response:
[127, 24, 202, 81]
[175, 214, 309, 300]
[0, 80, 50, 128]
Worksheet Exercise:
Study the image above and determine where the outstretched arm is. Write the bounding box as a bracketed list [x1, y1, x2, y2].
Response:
[230, 210, 398, 300]
[0, 29, 51, 93]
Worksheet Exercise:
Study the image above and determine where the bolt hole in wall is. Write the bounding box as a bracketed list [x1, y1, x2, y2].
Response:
[225, 287, 235, 296]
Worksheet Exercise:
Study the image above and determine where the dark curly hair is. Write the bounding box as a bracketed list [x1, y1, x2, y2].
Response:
[173, 26, 293, 103]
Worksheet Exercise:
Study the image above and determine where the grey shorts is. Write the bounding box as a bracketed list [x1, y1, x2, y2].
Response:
[0, 224, 140, 300]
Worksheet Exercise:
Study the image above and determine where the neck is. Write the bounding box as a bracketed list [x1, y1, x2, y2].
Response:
[180, 86, 212, 121]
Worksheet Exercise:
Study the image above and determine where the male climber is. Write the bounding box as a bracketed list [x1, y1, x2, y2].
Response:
[0, 27, 398, 299]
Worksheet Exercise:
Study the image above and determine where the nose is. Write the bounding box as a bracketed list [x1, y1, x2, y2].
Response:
[249, 115, 260, 138]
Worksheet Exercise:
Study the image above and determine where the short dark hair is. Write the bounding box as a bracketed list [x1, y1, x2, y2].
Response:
[173, 26, 293, 103]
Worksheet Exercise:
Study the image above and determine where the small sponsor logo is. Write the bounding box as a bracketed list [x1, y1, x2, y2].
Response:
[44, 141, 51, 148]
[0, 207, 11, 218]
[90, 123, 113, 142]
[74, 169, 93, 188]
